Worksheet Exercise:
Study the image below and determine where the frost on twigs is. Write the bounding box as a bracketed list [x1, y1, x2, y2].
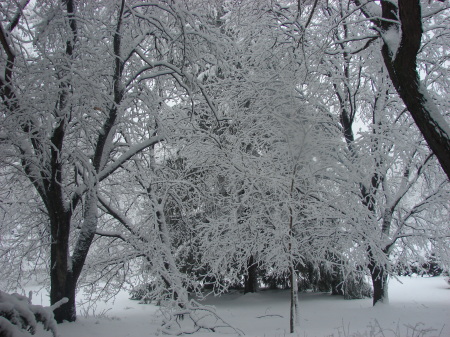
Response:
[0, 291, 67, 337]
[157, 299, 244, 336]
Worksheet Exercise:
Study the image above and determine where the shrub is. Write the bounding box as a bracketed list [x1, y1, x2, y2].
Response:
[0, 291, 67, 337]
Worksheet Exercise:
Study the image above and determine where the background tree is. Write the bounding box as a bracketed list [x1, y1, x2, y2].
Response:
[316, 0, 450, 304]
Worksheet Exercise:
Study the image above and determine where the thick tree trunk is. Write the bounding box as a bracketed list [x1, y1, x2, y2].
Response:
[49, 211, 76, 322]
[354, 0, 450, 181]
[49, 189, 98, 322]
[244, 255, 258, 293]
[368, 258, 388, 305]
[52, 276, 77, 323]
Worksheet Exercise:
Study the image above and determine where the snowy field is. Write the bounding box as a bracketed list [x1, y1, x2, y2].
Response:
[28, 276, 449, 337]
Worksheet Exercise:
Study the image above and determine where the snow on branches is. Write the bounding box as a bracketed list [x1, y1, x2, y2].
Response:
[0, 291, 67, 337]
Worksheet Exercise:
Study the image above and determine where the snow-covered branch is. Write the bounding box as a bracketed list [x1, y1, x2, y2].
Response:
[98, 134, 164, 182]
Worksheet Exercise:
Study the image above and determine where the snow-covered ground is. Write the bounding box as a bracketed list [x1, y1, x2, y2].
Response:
[28, 276, 449, 337]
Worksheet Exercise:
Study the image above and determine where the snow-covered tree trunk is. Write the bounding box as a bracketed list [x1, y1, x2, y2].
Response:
[381, 1, 450, 181]
[152, 195, 189, 308]
[354, 0, 450, 181]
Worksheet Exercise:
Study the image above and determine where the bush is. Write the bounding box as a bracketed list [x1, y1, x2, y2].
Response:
[396, 254, 444, 277]
[0, 290, 67, 337]
[129, 283, 155, 304]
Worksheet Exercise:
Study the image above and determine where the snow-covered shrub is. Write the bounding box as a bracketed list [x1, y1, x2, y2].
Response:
[396, 254, 445, 277]
[129, 283, 155, 304]
[0, 291, 67, 337]
[342, 275, 373, 300]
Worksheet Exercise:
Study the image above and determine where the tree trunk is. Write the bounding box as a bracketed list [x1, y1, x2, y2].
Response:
[381, 12, 450, 180]
[49, 211, 76, 322]
[48, 187, 99, 322]
[356, 0, 450, 181]
[52, 276, 77, 323]
[368, 258, 388, 305]
[244, 255, 258, 294]
[289, 267, 298, 333]
[331, 265, 344, 296]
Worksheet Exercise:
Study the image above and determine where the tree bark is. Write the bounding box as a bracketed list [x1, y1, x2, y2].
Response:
[244, 255, 258, 294]
[353, 0, 450, 180]
[49, 212, 76, 322]
[52, 276, 76, 323]
[368, 257, 388, 305]
[381, 0, 450, 181]
[289, 266, 298, 333]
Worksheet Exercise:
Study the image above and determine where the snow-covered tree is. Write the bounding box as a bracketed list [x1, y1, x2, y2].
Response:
[0, 0, 217, 322]
[1, 1, 448, 334]
[316, 0, 450, 305]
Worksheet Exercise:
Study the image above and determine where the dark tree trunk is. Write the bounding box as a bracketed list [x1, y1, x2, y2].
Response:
[352, 0, 450, 180]
[331, 267, 344, 296]
[331, 282, 343, 295]
[49, 210, 77, 322]
[244, 255, 258, 293]
[380, 1, 450, 181]
[52, 276, 77, 323]
[47, 0, 79, 323]
[368, 255, 388, 305]
[47, 188, 97, 323]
